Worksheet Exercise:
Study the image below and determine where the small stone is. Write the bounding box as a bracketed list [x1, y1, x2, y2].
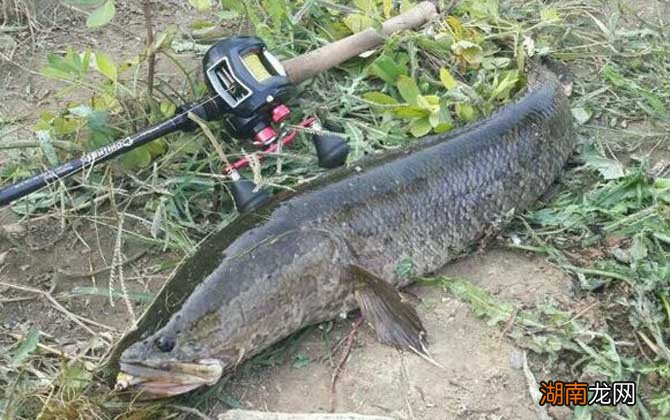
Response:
[509, 349, 524, 370]
[6, 224, 25, 235]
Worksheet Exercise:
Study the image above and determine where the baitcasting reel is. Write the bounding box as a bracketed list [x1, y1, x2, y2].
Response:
[199, 36, 350, 212]
[0, 36, 350, 213]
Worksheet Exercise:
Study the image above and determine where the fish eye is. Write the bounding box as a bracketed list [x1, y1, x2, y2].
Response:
[155, 335, 176, 353]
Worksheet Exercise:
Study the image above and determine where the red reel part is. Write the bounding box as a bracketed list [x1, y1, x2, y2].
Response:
[225, 116, 317, 175]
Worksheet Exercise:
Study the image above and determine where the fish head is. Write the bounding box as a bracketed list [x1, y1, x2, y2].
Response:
[115, 309, 238, 398]
[115, 225, 336, 399]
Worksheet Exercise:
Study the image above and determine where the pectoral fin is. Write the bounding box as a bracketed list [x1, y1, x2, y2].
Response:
[349, 265, 437, 363]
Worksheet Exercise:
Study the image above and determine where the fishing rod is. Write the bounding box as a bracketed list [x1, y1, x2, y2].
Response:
[0, 37, 335, 212]
[0, 2, 437, 212]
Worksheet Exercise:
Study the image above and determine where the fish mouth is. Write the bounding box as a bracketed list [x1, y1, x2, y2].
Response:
[115, 359, 224, 398]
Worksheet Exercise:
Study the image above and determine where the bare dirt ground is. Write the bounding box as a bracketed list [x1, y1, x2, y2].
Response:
[219, 250, 575, 420]
[0, 0, 666, 419]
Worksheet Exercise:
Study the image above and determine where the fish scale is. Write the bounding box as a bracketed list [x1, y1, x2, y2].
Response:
[116, 66, 575, 397]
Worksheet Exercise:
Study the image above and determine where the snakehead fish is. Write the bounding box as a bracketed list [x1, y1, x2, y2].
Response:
[115, 66, 574, 397]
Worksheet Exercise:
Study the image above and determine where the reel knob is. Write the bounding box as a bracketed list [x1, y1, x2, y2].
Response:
[229, 176, 271, 213]
[312, 133, 350, 169]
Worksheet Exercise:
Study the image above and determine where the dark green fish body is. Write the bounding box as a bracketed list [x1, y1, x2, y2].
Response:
[116, 67, 574, 397]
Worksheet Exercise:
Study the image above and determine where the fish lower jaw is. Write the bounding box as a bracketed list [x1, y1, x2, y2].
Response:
[115, 359, 224, 398]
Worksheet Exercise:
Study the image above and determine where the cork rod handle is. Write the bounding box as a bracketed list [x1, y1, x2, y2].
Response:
[281, 1, 438, 84]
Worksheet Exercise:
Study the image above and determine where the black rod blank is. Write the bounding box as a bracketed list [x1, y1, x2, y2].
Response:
[0, 97, 219, 207]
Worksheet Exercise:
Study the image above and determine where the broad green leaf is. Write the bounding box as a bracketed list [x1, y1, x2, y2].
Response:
[324, 21, 354, 41]
[455, 103, 476, 122]
[145, 138, 167, 158]
[367, 54, 407, 85]
[584, 154, 624, 180]
[12, 329, 40, 367]
[70, 105, 110, 130]
[353, 0, 376, 13]
[423, 95, 440, 106]
[41, 66, 75, 81]
[393, 105, 430, 118]
[416, 95, 439, 113]
[490, 70, 520, 101]
[362, 91, 398, 105]
[482, 56, 512, 70]
[571, 107, 592, 125]
[41, 49, 90, 80]
[439, 68, 457, 90]
[396, 75, 421, 105]
[408, 117, 432, 137]
[94, 52, 117, 82]
[52, 116, 83, 135]
[160, 101, 177, 117]
[47, 51, 72, 72]
[188, 20, 215, 31]
[80, 50, 92, 74]
[434, 122, 453, 133]
[458, 0, 498, 19]
[121, 146, 152, 169]
[451, 40, 483, 69]
[86, 0, 115, 28]
[118, 53, 145, 74]
[343, 14, 373, 33]
[188, 0, 211, 11]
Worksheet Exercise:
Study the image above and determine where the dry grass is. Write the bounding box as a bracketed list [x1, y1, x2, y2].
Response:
[1, 0, 37, 31]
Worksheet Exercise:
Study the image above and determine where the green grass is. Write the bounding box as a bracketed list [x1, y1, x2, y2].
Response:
[2, 0, 670, 418]
[430, 0, 670, 417]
